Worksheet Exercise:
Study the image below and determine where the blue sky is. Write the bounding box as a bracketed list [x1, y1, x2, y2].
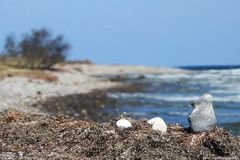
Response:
[0, 0, 240, 67]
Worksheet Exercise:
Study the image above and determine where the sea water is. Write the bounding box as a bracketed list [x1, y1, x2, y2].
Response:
[107, 66, 240, 135]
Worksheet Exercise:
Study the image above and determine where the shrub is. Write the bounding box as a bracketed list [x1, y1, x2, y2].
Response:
[3, 28, 69, 69]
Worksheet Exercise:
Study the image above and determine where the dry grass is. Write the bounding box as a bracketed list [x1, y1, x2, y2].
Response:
[59, 59, 94, 66]
[0, 64, 58, 81]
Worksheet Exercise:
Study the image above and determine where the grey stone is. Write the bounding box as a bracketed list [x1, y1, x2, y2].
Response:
[188, 93, 216, 132]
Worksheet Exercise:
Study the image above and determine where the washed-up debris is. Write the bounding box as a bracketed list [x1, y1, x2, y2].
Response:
[0, 110, 239, 159]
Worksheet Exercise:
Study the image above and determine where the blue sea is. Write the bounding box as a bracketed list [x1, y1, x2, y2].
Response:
[107, 65, 240, 135]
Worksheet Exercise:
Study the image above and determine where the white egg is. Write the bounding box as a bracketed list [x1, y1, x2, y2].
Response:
[148, 117, 167, 132]
[116, 119, 132, 129]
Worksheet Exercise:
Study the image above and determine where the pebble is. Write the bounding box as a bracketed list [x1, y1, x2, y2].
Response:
[116, 119, 132, 128]
[148, 117, 167, 133]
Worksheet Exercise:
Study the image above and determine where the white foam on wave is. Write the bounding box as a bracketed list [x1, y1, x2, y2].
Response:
[164, 112, 240, 117]
[217, 113, 240, 117]
[108, 93, 240, 103]
[165, 112, 189, 116]
[126, 112, 148, 116]
[210, 89, 240, 94]
[108, 93, 198, 102]
[145, 74, 192, 79]
[145, 69, 240, 81]
[163, 112, 240, 117]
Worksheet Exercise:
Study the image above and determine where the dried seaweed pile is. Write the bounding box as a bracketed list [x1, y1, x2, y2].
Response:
[0, 110, 239, 159]
[33, 83, 148, 123]
[35, 90, 116, 122]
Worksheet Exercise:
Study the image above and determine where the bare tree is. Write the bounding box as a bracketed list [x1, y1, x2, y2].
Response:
[3, 28, 70, 69]
[4, 35, 19, 57]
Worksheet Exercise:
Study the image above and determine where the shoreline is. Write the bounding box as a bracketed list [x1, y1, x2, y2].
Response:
[0, 63, 188, 114]
[59, 63, 190, 75]
[33, 81, 149, 122]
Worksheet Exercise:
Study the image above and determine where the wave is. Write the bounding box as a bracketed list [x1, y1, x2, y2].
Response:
[108, 93, 240, 103]
[217, 113, 240, 117]
[210, 89, 240, 94]
[163, 112, 240, 117]
[124, 111, 240, 118]
[145, 74, 192, 79]
[145, 69, 240, 80]
[164, 112, 189, 116]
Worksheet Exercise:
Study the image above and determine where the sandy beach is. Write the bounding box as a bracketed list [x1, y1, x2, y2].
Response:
[0, 63, 187, 113]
